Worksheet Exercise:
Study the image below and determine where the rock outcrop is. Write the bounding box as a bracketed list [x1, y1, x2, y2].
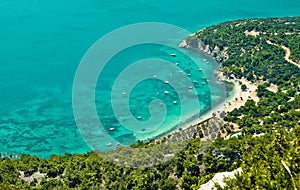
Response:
[199, 168, 242, 190]
[179, 35, 228, 63]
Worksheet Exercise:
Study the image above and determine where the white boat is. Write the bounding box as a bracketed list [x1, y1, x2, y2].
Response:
[175, 62, 179, 66]
[152, 75, 157, 78]
[171, 53, 176, 57]
[164, 80, 169, 84]
[198, 68, 202, 71]
[107, 143, 112, 146]
[173, 101, 177, 104]
[164, 90, 169, 94]
[122, 92, 127, 95]
[187, 74, 191, 77]
[188, 86, 193, 89]
[109, 128, 115, 131]
[137, 116, 142, 119]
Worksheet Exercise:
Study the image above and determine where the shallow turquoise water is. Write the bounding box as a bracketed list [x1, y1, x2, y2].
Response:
[0, 0, 299, 157]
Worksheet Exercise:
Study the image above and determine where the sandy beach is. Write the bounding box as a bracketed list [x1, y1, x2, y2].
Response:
[146, 35, 261, 143]
[152, 71, 259, 144]
[223, 77, 259, 112]
[184, 76, 258, 130]
[191, 75, 259, 124]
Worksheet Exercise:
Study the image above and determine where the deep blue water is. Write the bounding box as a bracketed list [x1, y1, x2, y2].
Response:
[0, 0, 299, 157]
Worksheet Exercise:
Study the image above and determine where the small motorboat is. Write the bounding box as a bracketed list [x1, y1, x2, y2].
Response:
[107, 143, 112, 146]
[171, 53, 176, 57]
[173, 101, 177, 104]
[109, 128, 115, 131]
[164, 81, 170, 84]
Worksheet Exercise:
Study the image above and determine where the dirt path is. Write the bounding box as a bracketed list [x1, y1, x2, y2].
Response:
[266, 40, 300, 69]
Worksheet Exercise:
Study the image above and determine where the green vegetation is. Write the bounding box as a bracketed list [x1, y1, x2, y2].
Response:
[0, 136, 263, 189]
[1, 128, 298, 189]
[223, 126, 300, 190]
[1, 17, 299, 189]
[195, 16, 300, 88]
[225, 85, 300, 135]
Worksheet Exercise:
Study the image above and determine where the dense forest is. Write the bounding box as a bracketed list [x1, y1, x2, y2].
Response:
[1, 17, 299, 189]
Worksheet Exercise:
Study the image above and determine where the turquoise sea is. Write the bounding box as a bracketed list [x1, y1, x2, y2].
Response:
[1, 0, 300, 158]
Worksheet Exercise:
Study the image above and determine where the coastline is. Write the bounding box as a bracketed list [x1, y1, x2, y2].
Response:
[179, 84, 235, 132]
[142, 34, 260, 143]
[149, 73, 259, 144]
[136, 68, 234, 142]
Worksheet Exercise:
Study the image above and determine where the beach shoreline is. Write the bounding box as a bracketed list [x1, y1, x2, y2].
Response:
[149, 74, 259, 144]
[140, 34, 260, 143]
